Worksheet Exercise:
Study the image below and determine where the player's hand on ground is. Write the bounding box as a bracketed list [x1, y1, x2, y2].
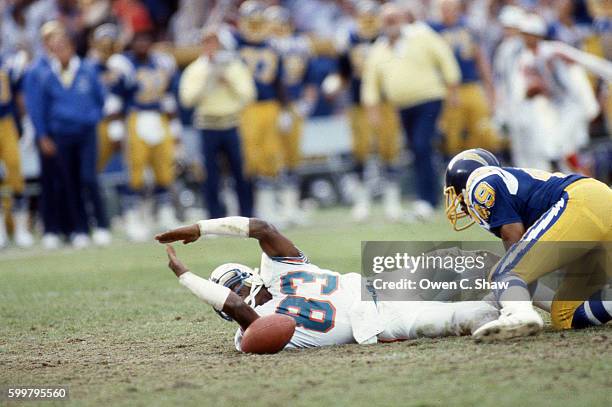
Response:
[165, 244, 189, 278]
[155, 224, 200, 244]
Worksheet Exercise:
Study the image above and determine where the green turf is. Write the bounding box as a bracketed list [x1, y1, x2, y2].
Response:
[1, 208, 610, 407]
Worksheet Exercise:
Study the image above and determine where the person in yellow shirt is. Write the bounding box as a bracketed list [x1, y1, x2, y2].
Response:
[362, 4, 460, 218]
[180, 29, 256, 219]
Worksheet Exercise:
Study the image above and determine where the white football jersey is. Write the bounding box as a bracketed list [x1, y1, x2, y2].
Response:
[234, 253, 361, 351]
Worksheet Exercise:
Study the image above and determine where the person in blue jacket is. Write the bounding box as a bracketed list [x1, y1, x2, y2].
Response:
[26, 27, 109, 249]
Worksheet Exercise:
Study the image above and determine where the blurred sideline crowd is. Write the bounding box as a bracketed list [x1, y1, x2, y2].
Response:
[0, 0, 610, 250]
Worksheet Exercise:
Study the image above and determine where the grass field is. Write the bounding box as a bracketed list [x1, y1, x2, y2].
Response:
[1, 208, 610, 407]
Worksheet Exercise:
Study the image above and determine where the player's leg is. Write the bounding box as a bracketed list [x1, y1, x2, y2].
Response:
[80, 126, 111, 246]
[376, 103, 402, 221]
[151, 123, 178, 231]
[125, 113, 150, 241]
[254, 101, 283, 223]
[401, 100, 442, 214]
[378, 301, 499, 341]
[439, 86, 466, 157]
[238, 104, 257, 216]
[38, 146, 62, 248]
[97, 120, 114, 172]
[201, 129, 223, 218]
[239, 104, 258, 178]
[222, 126, 252, 217]
[553, 246, 612, 330]
[463, 83, 501, 153]
[53, 136, 84, 243]
[279, 111, 304, 224]
[0, 119, 8, 248]
[475, 178, 612, 341]
[0, 117, 33, 247]
[349, 105, 372, 221]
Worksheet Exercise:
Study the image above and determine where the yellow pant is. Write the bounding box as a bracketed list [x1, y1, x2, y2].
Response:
[0, 116, 24, 194]
[126, 112, 175, 189]
[97, 119, 115, 172]
[441, 83, 501, 155]
[606, 83, 612, 131]
[491, 178, 612, 329]
[240, 101, 282, 177]
[280, 111, 303, 171]
[349, 104, 400, 164]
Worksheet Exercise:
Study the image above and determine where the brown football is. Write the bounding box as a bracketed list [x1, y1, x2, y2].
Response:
[240, 314, 296, 354]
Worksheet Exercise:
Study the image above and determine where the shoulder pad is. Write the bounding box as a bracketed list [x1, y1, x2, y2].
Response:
[8, 50, 29, 80]
[466, 167, 519, 205]
[219, 25, 238, 50]
[334, 27, 352, 53]
[151, 51, 177, 74]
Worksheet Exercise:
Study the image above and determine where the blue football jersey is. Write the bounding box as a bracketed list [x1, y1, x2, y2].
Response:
[272, 34, 313, 101]
[430, 19, 480, 84]
[234, 32, 282, 101]
[91, 58, 126, 97]
[465, 167, 585, 235]
[120, 51, 178, 112]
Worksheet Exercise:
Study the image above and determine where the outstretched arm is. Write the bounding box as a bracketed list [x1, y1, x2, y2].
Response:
[165, 245, 259, 330]
[155, 217, 300, 258]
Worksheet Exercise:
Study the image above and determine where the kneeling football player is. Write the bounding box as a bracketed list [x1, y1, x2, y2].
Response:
[156, 217, 498, 351]
[444, 148, 612, 341]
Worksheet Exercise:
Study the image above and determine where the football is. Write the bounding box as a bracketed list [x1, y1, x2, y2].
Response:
[240, 314, 297, 354]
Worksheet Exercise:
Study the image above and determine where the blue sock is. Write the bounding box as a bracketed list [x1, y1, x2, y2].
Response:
[572, 291, 612, 329]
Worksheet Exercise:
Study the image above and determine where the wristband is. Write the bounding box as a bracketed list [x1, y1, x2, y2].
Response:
[179, 271, 231, 310]
[197, 217, 249, 238]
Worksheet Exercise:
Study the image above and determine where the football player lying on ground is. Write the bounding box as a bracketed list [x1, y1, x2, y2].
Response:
[444, 148, 612, 342]
[156, 217, 499, 351]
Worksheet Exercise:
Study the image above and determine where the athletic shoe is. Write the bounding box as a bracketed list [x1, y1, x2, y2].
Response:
[42, 233, 61, 250]
[473, 303, 543, 342]
[13, 211, 34, 248]
[71, 233, 91, 250]
[92, 228, 112, 247]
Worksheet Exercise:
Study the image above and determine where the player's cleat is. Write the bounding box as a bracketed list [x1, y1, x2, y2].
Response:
[92, 228, 112, 247]
[0, 216, 7, 249]
[409, 200, 435, 221]
[71, 233, 91, 250]
[383, 182, 402, 221]
[41, 233, 61, 250]
[351, 182, 371, 222]
[281, 186, 309, 226]
[157, 204, 180, 231]
[472, 304, 543, 342]
[125, 209, 149, 242]
[255, 188, 277, 223]
[13, 211, 34, 248]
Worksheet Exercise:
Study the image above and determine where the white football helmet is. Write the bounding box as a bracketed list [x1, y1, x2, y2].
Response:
[209, 263, 264, 321]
